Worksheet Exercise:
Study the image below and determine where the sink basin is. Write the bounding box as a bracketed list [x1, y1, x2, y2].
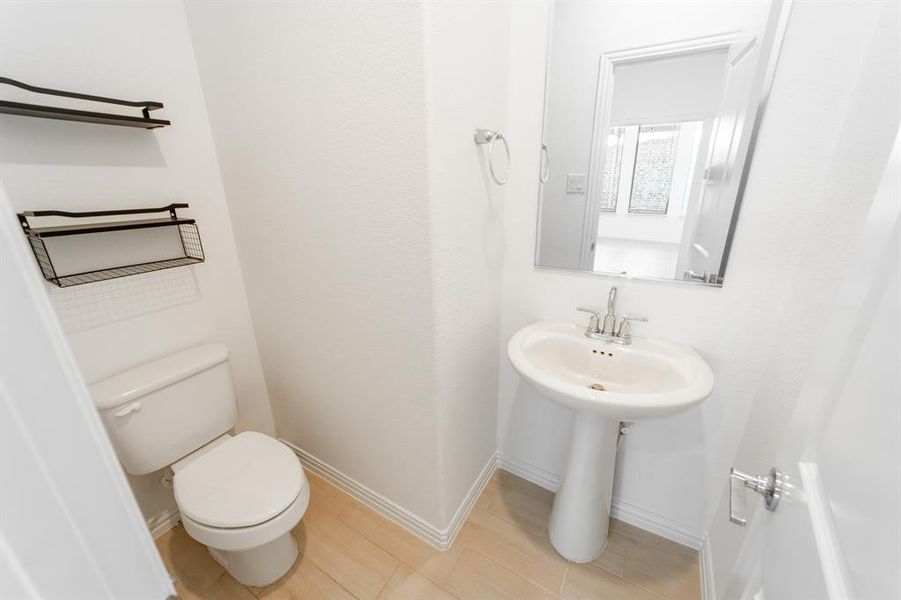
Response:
[508, 321, 713, 420]
[507, 320, 714, 563]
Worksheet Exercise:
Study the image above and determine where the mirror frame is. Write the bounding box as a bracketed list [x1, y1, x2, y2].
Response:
[533, 0, 794, 287]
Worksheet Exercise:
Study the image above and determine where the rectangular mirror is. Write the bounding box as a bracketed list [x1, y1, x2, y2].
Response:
[535, 0, 791, 286]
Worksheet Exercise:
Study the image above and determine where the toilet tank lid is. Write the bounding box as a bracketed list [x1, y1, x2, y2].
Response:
[90, 344, 230, 410]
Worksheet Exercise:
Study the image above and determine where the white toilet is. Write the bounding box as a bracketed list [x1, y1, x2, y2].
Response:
[90, 343, 309, 587]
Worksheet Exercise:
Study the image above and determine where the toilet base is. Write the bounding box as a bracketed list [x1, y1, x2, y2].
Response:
[207, 531, 299, 587]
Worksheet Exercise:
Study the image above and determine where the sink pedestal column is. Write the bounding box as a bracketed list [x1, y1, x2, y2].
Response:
[548, 413, 619, 562]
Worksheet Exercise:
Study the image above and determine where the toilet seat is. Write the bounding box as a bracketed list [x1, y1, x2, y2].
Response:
[174, 431, 305, 528]
[181, 482, 310, 552]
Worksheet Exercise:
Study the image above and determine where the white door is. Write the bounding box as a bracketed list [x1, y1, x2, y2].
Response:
[727, 131, 900, 600]
[0, 185, 175, 600]
[678, 33, 760, 283]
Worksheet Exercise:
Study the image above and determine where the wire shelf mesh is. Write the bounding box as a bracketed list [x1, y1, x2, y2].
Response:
[19, 207, 205, 288]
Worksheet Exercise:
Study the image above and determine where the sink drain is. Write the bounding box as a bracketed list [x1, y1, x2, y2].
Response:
[589, 383, 605, 391]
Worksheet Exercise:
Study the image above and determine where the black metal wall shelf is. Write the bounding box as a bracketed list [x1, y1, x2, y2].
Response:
[0, 77, 170, 129]
[23, 215, 198, 238]
[18, 204, 204, 288]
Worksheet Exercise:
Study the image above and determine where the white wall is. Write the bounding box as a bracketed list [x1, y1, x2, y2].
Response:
[185, 0, 443, 526]
[185, 0, 506, 530]
[0, 0, 275, 525]
[500, 0, 900, 559]
[537, 1, 770, 269]
[423, 1, 509, 520]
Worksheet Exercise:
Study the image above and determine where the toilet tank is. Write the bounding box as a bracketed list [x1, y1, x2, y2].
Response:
[90, 344, 237, 476]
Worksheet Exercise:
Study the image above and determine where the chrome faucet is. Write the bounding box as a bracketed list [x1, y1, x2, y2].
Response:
[577, 286, 647, 345]
[601, 286, 617, 336]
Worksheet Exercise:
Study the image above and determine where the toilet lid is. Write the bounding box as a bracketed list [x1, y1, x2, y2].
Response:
[174, 432, 304, 528]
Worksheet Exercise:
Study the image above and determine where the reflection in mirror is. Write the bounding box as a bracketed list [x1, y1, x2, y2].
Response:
[535, 1, 791, 286]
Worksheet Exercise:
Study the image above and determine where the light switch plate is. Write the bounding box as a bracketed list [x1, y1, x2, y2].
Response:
[566, 173, 587, 194]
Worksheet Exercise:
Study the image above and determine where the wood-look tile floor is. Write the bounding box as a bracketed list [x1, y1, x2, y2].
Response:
[156, 470, 700, 599]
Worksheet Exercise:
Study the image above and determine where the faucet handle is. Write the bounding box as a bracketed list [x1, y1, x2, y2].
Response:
[616, 314, 648, 340]
[577, 306, 603, 334]
[621, 313, 648, 323]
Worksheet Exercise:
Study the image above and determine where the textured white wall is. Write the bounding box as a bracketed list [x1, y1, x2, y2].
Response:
[185, 0, 444, 525]
[500, 0, 900, 558]
[0, 1, 275, 524]
[423, 0, 508, 520]
[186, 0, 507, 529]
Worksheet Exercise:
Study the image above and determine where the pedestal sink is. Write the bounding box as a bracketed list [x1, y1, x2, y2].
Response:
[507, 321, 714, 562]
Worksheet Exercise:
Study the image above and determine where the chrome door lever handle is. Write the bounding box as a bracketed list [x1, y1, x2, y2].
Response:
[729, 467, 784, 526]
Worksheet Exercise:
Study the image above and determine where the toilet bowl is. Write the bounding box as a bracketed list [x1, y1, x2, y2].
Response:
[172, 431, 309, 586]
[89, 344, 310, 587]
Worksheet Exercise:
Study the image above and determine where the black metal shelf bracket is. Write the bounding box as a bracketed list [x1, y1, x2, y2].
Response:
[18, 204, 204, 287]
[0, 76, 171, 129]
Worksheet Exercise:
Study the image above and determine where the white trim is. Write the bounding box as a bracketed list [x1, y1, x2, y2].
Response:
[279, 439, 496, 550]
[700, 534, 717, 600]
[799, 462, 852, 600]
[496, 453, 705, 550]
[147, 506, 181, 540]
[279, 442, 709, 557]
[443, 452, 499, 549]
[497, 453, 561, 493]
[610, 498, 705, 549]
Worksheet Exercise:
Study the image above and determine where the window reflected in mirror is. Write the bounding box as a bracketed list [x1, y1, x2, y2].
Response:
[594, 122, 705, 276]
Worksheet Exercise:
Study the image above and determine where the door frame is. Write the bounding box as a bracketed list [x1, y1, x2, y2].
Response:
[580, 32, 746, 272]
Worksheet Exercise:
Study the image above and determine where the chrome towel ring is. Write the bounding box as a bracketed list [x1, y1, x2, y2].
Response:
[474, 128, 510, 185]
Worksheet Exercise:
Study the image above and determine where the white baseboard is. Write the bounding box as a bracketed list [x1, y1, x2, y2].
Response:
[280, 439, 496, 550]
[496, 453, 561, 492]
[699, 534, 716, 600]
[610, 498, 705, 550]
[496, 453, 705, 550]
[147, 505, 181, 539]
[443, 451, 498, 548]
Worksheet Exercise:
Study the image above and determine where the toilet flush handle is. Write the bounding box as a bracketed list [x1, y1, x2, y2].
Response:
[113, 401, 142, 418]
